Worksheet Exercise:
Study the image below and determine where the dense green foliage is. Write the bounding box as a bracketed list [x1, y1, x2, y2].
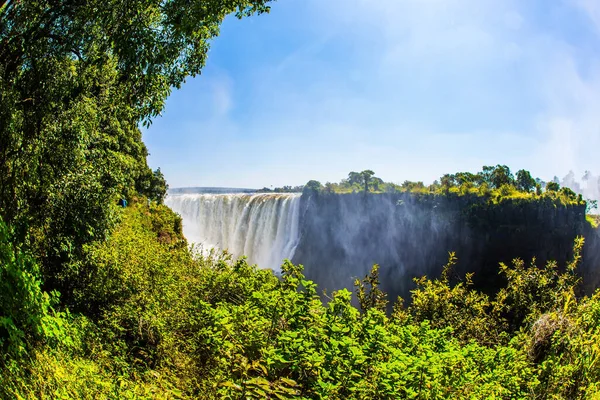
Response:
[310, 167, 585, 209]
[2, 0, 600, 398]
[3, 203, 600, 398]
[0, 0, 272, 308]
[0, 219, 67, 360]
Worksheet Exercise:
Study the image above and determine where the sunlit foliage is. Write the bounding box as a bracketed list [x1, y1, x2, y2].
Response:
[304, 166, 586, 212]
[0, 0, 272, 311]
[2, 1, 599, 398]
[2, 202, 600, 399]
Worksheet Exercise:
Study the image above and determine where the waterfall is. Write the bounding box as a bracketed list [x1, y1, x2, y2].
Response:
[166, 193, 301, 271]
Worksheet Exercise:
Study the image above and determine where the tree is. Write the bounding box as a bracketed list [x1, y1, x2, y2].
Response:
[347, 171, 361, 186]
[0, 0, 273, 300]
[480, 166, 495, 187]
[372, 177, 384, 192]
[0, 217, 65, 357]
[303, 180, 322, 195]
[402, 180, 425, 192]
[440, 174, 455, 188]
[560, 187, 577, 200]
[454, 172, 478, 185]
[546, 182, 560, 192]
[489, 165, 514, 189]
[360, 170, 375, 192]
[324, 182, 335, 193]
[515, 169, 536, 192]
[137, 168, 169, 204]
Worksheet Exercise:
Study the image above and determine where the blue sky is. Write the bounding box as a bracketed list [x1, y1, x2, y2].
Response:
[144, 0, 600, 189]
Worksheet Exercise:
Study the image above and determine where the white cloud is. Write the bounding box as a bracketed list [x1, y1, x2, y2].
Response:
[528, 41, 600, 179]
[303, 0, 600, 181]
[210, 75, 234, 117]
[148, 0, 600, 192]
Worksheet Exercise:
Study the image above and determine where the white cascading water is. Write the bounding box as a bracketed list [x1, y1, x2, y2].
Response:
[165, 193, 301, 272]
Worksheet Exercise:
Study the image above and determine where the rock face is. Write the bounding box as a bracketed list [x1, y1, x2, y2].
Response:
[293, 192, 593, 302]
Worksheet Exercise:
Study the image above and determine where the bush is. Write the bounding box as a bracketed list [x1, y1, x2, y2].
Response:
[0, 218, 67, 360]
[4, 201, 600, 399]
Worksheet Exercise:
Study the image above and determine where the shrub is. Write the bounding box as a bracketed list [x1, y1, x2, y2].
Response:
[0, 219, 67, 360]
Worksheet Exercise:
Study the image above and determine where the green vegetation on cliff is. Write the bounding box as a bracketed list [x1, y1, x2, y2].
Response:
[588, 214, 600, 229]
[304, 166, 586, 211]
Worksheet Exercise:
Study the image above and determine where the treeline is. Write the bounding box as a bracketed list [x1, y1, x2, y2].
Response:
[255, 167, 588, 211]
[257, 185, 305, 193]
[299, 166, 587, 210]
[307, 165, 570, 194]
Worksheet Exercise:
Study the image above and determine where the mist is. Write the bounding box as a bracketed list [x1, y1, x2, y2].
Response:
[166, 192, 301, 272]
[293, 191, 590, 303]
[559, 171, 600, 213]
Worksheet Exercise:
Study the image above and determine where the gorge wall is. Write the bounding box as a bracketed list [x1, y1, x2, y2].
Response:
[294, 192, 597, 301]
[167, 190, 599, 301]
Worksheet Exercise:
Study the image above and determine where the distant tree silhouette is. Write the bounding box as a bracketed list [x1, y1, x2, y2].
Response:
[360, 170, 376, 192]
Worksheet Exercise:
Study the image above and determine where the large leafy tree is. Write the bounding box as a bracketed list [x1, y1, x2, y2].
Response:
[481, 165, 514, 189]
[0, 0, 272, 297]
[515, 169, 536, 192]
[346, 170, 379, 192]
[347, 171, 362, 186]
[360, 170, 375, 192]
